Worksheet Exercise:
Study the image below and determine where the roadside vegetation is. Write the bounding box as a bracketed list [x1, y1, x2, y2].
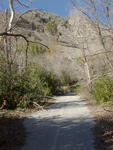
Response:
[60, 71, 78, 94]
[0, 51, 78, 110]
[0, 57, 62, 109]
[91, 76, 113, 104]
[75, 76, 113, 150]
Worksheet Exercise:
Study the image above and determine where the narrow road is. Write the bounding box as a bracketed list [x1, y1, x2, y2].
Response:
[21, 93, 96, 150]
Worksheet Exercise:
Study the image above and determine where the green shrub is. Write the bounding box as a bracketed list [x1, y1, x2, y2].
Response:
[0, 72, 21, 108]
[61, 71, 76, 86]
[44, 71, 61, 94]
[0, 61, 61, 109]
[26, 64, 61, 94]
[74, 84, 82, 94]
[23, 64, 51, 97]
[91, 76, 113, 103]
[45, 21, 57, 35]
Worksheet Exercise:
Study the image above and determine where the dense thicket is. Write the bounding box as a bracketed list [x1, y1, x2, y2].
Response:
[0, 53, 61, 109]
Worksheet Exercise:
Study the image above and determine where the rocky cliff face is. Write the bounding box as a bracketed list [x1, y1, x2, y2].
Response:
[0, 10, 113, 81]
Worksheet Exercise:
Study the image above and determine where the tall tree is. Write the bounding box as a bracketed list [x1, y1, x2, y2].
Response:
[71, 0, 113, 70]
[0, 0, 48, 67]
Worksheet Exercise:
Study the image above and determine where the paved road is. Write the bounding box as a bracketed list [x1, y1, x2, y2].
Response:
[21, 93, 96, 150]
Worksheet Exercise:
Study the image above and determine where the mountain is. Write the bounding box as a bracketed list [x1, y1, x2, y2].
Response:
[0, 10, 113, 81]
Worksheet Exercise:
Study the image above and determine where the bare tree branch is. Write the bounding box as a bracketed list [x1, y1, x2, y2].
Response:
[16, 0, 29, 8]
[0, 32, 49, 66]
[0, 32, 49, 48]
[8, 0, 15, 31]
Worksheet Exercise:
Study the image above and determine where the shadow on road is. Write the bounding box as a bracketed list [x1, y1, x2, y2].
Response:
[0, 115, 25, 150]
[48, 100, 87, 110]
[64, 93, 77, 96]
[22, 94, 95, 150]
[23, 116, 95, 150]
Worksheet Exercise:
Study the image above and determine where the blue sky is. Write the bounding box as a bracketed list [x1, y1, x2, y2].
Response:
[32, 0, 70, 17]
[0, 0, 70, 17]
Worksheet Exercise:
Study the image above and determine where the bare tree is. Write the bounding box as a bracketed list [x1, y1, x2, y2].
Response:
[0, 0, 49, 68]
[71, 0, 113, 70]
[0, 0, 50, 108]
[8, 0, 15, 31]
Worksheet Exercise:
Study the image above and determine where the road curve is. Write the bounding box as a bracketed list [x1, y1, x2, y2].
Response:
[21, 93, 96, 150]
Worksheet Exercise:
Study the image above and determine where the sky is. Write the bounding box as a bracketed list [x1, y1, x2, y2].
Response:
[0, 0, 71, 17]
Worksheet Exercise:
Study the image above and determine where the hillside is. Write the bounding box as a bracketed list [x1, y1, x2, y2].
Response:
[0, 9, 113, 81]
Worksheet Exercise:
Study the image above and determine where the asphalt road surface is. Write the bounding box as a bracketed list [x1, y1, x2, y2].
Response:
[21, 93, 96, 150]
